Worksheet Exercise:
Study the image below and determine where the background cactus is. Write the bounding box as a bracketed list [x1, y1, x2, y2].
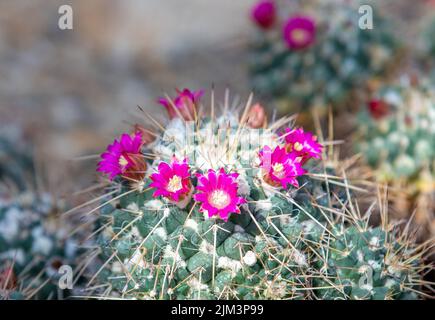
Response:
[0, 134, 88, 300]
[87, 90, 432, 300]
[248, 0, 400, 116]
[356, 78, 435, 239]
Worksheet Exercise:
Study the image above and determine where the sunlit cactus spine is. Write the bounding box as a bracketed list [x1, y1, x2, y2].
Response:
[87, 88, 433, 300]
[356, 77, 435, 239]
[248, 0, 401, 116]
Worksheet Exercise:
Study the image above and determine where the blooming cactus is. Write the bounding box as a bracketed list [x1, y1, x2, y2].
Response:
[88, 90, 431, 300]
[248, 0, 401, 114]
[356, 78, 435, 238]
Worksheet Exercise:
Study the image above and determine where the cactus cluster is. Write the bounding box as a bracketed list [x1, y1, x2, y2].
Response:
[356, 78, 435, 237]
[0, 135, 85, 300]
[248, 0, 400, 114]
[88, 90, 431, 300]
[0, 192, 80, 299]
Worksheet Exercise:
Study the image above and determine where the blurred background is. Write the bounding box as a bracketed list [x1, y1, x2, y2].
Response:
[0, 0, 432, 194]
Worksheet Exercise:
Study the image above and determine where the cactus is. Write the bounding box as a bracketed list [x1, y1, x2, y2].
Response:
[0, 192, 82, 299]
[87, 89, 432, 300]
[356, 78, 435, 238]
[0, 136, 86, 300]
[248, 0, 400, 115]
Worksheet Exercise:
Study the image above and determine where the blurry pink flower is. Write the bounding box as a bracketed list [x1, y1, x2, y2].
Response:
[259, 145, 305, 188]
[283, 128, 322, 162]
[97, 131, 146, 181]
[251, 1, 276, 29]
[247, 103, 268, 128]
[150, 157, 192, 202]
[194, 168, 246, 221]
[283, 15, 316, 50]
[158, 88, 204, 121]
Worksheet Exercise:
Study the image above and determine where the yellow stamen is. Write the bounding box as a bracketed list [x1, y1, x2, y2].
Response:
[118, 155, 129, 167]
[291, 29, 309, 43]
[294, 142, 303, 152]
[209, 190, 230, 209]
[272, 163, 284, 173]
[272, 163, 285, 179]
[167, 175, 183, 193]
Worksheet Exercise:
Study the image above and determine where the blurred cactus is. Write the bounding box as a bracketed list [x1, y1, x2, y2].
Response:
[356, 78, 435, 238]
[87, 90, 432, 300]
[0, 135, 86, 300]
[0, 192, 81, 299]
[248, 0, 400, 115]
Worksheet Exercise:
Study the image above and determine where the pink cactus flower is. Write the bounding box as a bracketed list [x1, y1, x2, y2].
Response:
[283, 128, 323, 162]
[194, 168, 246, 221]
[251, 1, 276, 29]
[97, 131, 146, 181]
[283, 15, 316, 50]
[158, 88, 204, 121]
[259, 145, 305, 188]
[150, 157, 192, 202]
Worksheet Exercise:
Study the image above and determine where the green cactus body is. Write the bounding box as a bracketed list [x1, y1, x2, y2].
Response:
[249, 0, 400, 114]
[314, 225, 421, 300]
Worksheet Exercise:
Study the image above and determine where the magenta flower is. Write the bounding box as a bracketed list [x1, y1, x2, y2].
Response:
[283, 128, 323, 162]
[259, 146, 305, 188]
[283, 15, 316, 50]
[97, 132, 146, 181]
[194, 168, 246, 221]
[158, 88, 204, 121]
[251, 0, 276, 29]
[150, 158, 192, 202]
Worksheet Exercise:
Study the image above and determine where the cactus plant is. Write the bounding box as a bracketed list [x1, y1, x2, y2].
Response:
[87, 89, 433, 300]
[0, 192, 82, 299]
[0, 135, 87, 300]
[356, 77, 435, 239]
[248, 0, 400, 115]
